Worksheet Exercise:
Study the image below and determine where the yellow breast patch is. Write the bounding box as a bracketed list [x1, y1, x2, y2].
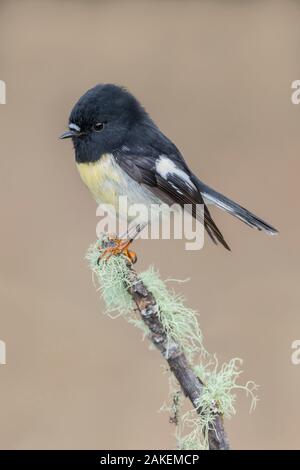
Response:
[76, 153, 125, 206]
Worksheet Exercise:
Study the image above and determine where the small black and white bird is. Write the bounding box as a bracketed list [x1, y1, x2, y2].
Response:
[60, 84, 277, 258]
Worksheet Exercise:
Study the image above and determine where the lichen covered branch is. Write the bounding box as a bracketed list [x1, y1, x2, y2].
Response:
[126, 264, 229, 450]
[86, 237, 258, 450]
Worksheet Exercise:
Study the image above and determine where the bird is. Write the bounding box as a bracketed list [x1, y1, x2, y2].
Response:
[60, 84, 277, 261]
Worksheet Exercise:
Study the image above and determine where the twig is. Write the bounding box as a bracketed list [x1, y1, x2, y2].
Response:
[125, 262, 230, 450]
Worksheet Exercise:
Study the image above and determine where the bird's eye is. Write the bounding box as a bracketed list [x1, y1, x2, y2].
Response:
[93, 122, 106, 132]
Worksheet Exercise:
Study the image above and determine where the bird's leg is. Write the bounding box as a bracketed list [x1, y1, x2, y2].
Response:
[97, 223, 147, 265]
[99, 237, 137, 264]
[122, 222, 148, 244]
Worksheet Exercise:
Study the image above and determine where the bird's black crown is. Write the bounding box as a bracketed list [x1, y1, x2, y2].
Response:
[67, 84, 149, 163]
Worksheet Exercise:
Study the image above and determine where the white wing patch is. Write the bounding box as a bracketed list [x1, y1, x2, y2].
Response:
[156, 156, 196, 190]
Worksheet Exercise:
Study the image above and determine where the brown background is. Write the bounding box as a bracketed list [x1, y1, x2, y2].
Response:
[0, 0, 299, 450]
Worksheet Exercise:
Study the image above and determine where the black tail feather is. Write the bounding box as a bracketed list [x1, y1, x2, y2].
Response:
[204, 205, 231, 250]
[194, 178, 278, 235]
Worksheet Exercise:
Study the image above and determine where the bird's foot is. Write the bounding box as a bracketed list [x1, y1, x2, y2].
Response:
[98, 237, 137, 265]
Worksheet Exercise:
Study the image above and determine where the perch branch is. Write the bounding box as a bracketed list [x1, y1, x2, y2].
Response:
[125, 261, 230, 450]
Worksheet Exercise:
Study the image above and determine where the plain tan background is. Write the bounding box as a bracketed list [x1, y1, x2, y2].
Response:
[0, 0, 299, 450]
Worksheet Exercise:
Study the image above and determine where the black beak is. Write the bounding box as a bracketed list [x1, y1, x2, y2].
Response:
[59, 130, 80, 139]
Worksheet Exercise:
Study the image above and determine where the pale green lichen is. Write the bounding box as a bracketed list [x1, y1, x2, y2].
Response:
[86, 237, 258, 450]
[194, 357, 258, 419]
[86, 238, 133, 318]
[140, 267, 207, 362]
[162, 358, 258, 450]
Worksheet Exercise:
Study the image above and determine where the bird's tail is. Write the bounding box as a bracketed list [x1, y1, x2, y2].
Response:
[193, 178, 278, 235]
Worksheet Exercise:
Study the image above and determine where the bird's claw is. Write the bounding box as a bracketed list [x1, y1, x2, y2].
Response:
[97, 237, 137, 265]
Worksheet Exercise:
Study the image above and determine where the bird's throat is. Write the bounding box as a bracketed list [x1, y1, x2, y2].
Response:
[76, 153, 123, 205]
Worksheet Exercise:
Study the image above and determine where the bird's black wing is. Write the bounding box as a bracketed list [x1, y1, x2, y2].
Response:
[114, 149, 230, 250]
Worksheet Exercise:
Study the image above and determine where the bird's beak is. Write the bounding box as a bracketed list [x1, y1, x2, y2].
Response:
[59, 130, 80, 139]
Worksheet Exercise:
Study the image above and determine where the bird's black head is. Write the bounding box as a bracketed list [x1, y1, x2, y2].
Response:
[60, 84, 147, 163]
